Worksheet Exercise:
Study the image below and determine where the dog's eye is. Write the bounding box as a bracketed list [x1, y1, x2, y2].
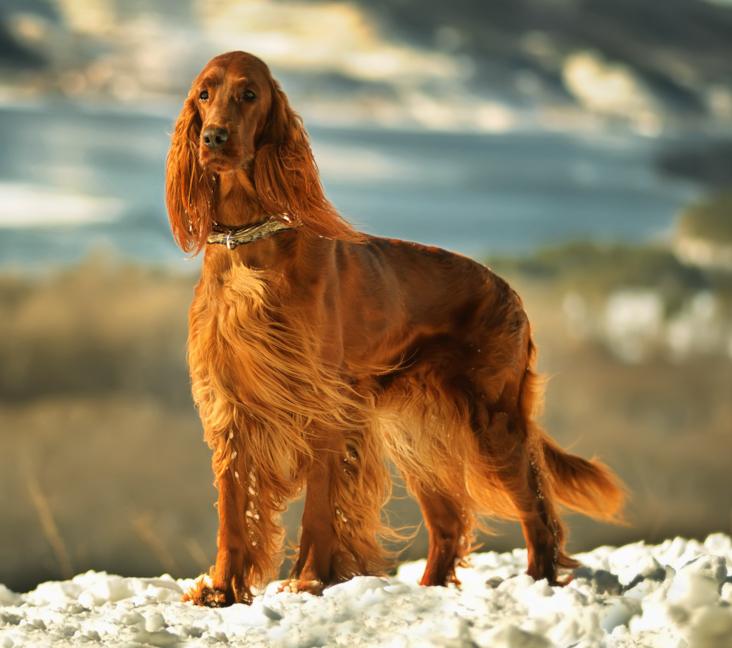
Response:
[199, 89, 209, 102]
[242, 89, 256, 102]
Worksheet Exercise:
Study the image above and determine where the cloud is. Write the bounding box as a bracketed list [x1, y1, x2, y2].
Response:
[0, 182, 122, 228]
[562, 51, 662, 135]
[196, 1, 466, 84]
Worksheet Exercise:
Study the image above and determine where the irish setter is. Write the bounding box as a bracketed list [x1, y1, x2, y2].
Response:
[166, 51, 625, 607]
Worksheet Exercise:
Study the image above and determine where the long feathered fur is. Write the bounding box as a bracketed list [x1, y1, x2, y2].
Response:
[253, 79, 365, 244]
[168, 51, 626, 607]
[166, 96, 215, 253]
[187, 266, 398, 586]
[166, 73, 363, 253]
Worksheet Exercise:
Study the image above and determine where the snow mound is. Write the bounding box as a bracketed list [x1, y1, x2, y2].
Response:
[2, 535, 732, 647]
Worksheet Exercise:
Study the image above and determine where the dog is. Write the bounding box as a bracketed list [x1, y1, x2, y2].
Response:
[165, 51, 625, 607]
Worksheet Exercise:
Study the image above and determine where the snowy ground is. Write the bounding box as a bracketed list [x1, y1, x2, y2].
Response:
[1, 535, 731, 648]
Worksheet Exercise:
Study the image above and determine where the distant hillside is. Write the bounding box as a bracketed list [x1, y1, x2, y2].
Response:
[679, 193, 732, 243]
[675, 192, 732, 270]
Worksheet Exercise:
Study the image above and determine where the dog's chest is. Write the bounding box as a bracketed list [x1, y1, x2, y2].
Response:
[188, 269, 272, 379]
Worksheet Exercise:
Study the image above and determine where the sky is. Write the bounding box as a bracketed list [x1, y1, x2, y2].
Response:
[1, 0, 731, 133]
[0, 0, 728, 265]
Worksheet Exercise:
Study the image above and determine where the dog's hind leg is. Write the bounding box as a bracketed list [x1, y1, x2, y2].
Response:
[379, 373, 477, 588]
[409, 479, 471, 586]
[471, 390, 577, 585]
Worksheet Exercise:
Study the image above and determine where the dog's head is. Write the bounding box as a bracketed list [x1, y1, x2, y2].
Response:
[188, 52, 277, 173]
[166, 51, 361, 253]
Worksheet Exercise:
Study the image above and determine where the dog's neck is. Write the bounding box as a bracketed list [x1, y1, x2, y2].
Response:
[206, 167, 305, 272]
[214, 168, 263, 226]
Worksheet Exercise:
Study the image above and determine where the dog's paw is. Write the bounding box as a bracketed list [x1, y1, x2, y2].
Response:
[182, 575, 252, 607]
[183, 583, 228, 607]
[277, 578, 325, 595]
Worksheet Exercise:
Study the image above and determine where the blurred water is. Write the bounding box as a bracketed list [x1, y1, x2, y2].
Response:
[0, 102, 697, 271]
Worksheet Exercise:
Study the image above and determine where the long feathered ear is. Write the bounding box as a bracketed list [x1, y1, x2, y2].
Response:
[165, 98, 216, 253]
[253, 80, 363, 242]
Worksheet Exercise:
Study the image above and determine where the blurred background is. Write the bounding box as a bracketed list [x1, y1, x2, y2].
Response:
[1, 0, 731, 593]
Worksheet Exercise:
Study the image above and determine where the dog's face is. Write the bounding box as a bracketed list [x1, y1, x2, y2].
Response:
[167, 50, 358, 252]
[191, 52, 274, 173]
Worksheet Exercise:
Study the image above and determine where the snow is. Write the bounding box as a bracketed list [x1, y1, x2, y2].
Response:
[2, 535, 732, 647]
[564, 289, 732, 364]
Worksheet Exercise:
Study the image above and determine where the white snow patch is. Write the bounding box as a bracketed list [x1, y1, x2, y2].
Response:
[1, 535, 731, 647]
[603, 290, 665, 363]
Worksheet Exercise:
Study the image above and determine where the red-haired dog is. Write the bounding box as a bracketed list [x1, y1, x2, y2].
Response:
[166, 51, 625, 606]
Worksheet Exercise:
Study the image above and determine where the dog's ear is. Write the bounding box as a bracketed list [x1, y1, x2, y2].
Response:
[253, 80, 363, 242]
[165, 97, 216, 253]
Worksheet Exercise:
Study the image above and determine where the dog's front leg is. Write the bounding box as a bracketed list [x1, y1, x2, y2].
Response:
[281, 450, 336, 595]
[283, 426, 391, 593]
[184, 466, 252, 606]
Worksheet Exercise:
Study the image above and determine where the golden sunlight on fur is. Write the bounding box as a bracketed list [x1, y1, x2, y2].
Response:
[165, 51, 626, 607]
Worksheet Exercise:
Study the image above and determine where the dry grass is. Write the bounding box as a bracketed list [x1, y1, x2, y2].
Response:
[0, 257, 193, 405]
[1, 258, 730, 592]
[24, 458, 73, 579]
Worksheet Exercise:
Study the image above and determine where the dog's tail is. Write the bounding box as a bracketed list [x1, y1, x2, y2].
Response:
[521, 338, 627, 523]
[540, 435, 626, 522]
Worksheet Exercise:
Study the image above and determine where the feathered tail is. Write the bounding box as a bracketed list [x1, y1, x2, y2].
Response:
[521, 337, 627, 524]
[541, 436, 626, 523]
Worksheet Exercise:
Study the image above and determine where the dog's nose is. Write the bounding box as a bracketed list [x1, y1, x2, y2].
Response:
[202, 126, 229, 150]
